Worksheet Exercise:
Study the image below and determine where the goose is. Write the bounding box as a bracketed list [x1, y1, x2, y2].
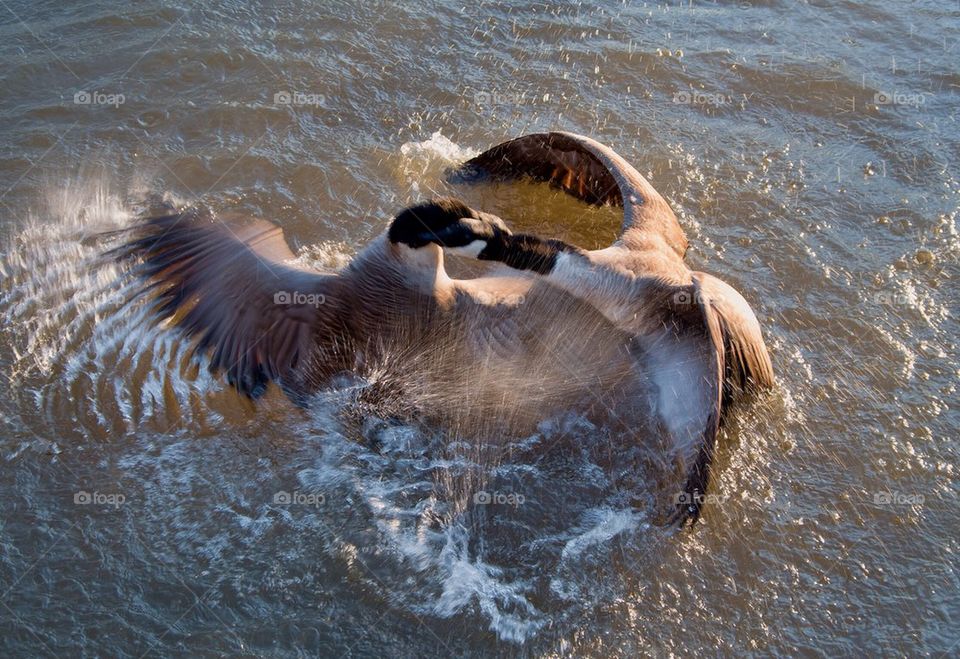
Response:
[109, 132, 772, 526]
[439, 131, 776, 524]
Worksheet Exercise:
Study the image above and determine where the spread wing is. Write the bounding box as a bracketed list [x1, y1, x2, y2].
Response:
[107, 208, 338, 399]
[449, 131, 688, 256]
[629, 277, 721, 527]
[640, 275, 773, 526]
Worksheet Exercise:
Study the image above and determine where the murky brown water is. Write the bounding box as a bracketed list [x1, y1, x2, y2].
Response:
[1, 1, 957, 656]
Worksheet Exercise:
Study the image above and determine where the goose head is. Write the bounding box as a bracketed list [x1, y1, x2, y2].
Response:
[389, 197, 580, 277]
[387, 197, 511, 259]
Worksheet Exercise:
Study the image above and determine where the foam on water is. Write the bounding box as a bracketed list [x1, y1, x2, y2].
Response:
[397, 131, 479, 198]
[285, 387, 670, 643]
[434, 523, 545, 642]
[400, 130, 479, 164]
[559, 507, 644, 562]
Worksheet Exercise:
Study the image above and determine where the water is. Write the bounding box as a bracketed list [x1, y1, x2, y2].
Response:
[1, 1, 958, 656]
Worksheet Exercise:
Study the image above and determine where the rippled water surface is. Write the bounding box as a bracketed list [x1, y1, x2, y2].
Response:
[1, 1, 958, 656]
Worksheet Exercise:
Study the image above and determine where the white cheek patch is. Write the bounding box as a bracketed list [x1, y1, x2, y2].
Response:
[446, 240, 487, 259]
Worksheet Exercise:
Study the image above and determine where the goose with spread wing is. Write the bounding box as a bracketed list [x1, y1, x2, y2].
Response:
[109, 132, 773, 526]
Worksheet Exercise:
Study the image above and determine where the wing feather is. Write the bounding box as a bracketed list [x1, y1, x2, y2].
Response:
[652, 275, 773, 526]
[107, 208, 339, 399]
[449, 131, 687, 255]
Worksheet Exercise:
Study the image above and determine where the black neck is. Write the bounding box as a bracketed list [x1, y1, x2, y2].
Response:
[478, 233, 579, 274]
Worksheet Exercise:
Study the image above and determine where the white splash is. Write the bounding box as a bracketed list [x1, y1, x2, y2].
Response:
[399, 130, 478, 163]
[559, 506, 644, 561]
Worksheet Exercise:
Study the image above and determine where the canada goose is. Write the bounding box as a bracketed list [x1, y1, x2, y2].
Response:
[442, 131, 775, 524]
[109, 197, 643, 434]
[109, 132, 772, 526]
